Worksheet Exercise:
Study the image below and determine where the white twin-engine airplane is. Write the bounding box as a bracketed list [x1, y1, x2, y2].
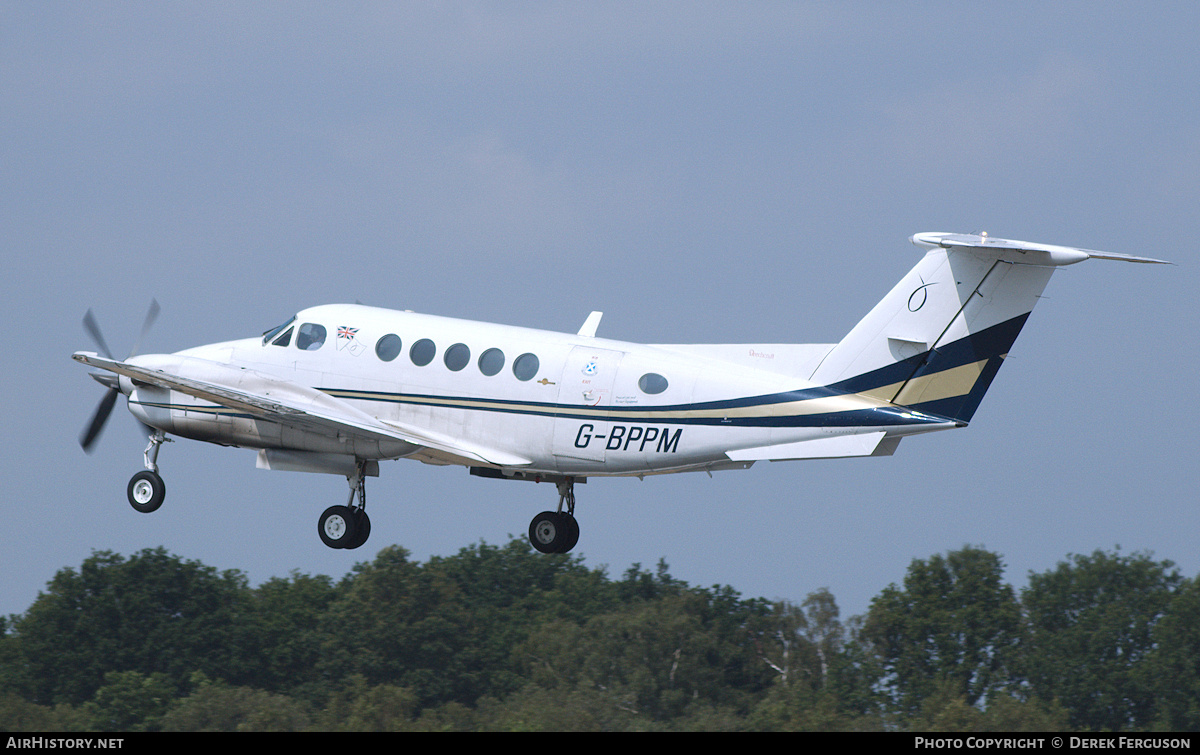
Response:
[74, 232, 1167, 553]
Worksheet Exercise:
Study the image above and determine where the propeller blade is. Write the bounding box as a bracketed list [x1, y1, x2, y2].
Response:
[82, 309, 115, 360]
[78, 300, 160, 453]
[128, 299, 160, 359]
[80, 386, 120, 453]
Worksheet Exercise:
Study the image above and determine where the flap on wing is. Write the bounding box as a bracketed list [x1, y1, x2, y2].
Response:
[72, 351, 531, 468]
[726, 431, 889, 461]
[378, 418, 532, 467]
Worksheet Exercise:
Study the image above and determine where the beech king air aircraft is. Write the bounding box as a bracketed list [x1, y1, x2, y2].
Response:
[74, 232, 1167, 553]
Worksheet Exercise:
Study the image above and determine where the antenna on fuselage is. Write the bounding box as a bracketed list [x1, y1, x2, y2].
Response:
[577, 311, 603, 338]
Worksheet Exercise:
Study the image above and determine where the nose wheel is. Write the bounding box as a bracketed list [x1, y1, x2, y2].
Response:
[127, 470, 166, 513]
[127, 430, 170, 513]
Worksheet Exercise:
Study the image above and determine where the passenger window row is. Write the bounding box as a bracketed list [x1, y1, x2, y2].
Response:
[269, 320, 666, 393]
[374, 332, 541, 382]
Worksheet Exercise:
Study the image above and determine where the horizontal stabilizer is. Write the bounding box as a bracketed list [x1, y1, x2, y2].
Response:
[726, 431, 890, 461]
[911, 232, 1172, 266]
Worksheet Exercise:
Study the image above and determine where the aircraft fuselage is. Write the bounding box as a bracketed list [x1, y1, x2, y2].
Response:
[125, 303, 953, 478]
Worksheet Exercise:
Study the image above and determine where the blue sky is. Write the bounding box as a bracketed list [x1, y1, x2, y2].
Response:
[3, 2, 1197, 621]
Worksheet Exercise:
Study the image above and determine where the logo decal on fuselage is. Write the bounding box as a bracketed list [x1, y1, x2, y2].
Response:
[335, 325, 365, 356]
[908, 276, 936, 312]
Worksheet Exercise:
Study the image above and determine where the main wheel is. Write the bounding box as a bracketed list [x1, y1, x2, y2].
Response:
[529, 511, 578, 554]
[127, 470, 166, 513]
[344, 508, 371, 550]
[318, 505, 358, 549]
[560, 512, 580, 553]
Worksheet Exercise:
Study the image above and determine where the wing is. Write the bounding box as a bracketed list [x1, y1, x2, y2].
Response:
[71, 351, 531, 467]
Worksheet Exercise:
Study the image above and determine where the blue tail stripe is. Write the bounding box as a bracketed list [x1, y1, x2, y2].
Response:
[829, 313, 1031, 422]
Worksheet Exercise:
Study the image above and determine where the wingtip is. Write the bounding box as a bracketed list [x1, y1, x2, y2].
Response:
[1085, 251, 1174, 265]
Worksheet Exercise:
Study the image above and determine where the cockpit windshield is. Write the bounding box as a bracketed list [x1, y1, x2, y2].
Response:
[262, 316, 296, 345]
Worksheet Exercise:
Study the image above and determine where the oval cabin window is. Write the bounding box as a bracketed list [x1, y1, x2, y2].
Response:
[375, 334, 402, 362]
[444, 343, 471, 372]
[513, 353, 540, 381]
[638, 373, 669, 395]
[410, 338, 436, 366]
[478, 348, 505, 376]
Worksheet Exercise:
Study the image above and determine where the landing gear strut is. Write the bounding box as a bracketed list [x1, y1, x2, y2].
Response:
[528, 477, 580, 554]
[127, 430, 170, 513]
[318, 460, 371, 550]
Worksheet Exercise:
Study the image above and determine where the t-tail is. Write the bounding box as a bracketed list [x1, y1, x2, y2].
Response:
[807, 232, 1169, 424]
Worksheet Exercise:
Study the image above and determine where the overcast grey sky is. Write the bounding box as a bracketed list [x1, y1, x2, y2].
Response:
[3, 2, 1197, 621]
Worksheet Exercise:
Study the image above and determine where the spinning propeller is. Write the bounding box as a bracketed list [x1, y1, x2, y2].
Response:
[79, 300, 160, 452]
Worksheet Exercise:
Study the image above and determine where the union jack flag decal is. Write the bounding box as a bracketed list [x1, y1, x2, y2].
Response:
[337, 326, 358, 339]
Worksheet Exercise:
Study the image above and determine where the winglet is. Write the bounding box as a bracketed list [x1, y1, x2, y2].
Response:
[578, 311, 603, 337]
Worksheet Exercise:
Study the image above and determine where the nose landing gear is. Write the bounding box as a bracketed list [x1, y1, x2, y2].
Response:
[127, 430, 171, 513]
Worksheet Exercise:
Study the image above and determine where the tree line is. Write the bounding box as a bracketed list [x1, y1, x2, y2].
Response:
[0, 539, 1196, 732]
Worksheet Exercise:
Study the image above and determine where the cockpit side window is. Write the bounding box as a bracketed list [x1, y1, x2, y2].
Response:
[271, 327, 293, 347]
[296, 323, 327, 351]
[262, 316, 296, 345]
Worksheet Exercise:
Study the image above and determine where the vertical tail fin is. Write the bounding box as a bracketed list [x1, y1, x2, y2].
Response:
[808, 232, 1168, 424]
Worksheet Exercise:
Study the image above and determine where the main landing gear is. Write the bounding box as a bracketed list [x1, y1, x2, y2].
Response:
[528, 477, 580, 554]
[317, 460, 372, 550]
[127, 430, 170, 513]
